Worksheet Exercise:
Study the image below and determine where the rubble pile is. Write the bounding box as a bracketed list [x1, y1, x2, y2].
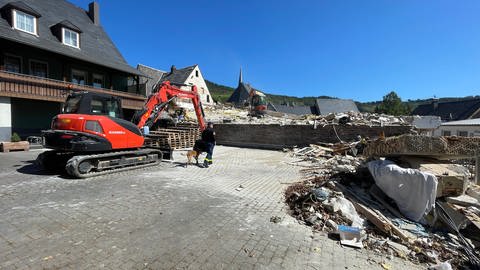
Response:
[284, 140, 480, 269]
[194, 104, 413, 126]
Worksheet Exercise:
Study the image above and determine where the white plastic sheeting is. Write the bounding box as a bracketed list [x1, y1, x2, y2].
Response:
[367, 160, 438, 222]
[327, 197, 365, 228]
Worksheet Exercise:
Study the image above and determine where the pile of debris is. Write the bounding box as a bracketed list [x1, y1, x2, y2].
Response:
[285, 136, 480, 269]
[192, 104, 413, 126]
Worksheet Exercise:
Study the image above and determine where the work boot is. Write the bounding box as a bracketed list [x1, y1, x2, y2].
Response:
[203, 160, 209, 168]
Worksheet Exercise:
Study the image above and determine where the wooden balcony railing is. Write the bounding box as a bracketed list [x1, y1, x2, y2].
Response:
[0, 70, 146, 109]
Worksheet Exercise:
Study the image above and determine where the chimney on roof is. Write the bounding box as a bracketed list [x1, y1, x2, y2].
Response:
[170, 65, 176, 73]
[88, 2, 100, 25]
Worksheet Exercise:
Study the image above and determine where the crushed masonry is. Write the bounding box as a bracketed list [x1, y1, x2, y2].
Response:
[284, 135, 480, 269]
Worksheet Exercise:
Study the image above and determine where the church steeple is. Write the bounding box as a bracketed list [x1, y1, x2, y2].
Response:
[238, 67, 243, 86]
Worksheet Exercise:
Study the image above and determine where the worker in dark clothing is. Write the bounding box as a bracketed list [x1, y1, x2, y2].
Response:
[201, 122, 215, 168]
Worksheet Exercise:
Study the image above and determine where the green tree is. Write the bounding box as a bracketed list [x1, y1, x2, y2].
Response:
[374, 91, 410, 116]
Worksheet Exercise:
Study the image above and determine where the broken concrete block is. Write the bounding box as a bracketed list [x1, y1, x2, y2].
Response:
[466, 184, 480, 201]
[400, 157, 468, 198]
[446, 195, 480, 208]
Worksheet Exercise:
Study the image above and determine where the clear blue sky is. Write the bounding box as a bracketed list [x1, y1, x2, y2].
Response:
[70, 0, 480, 102]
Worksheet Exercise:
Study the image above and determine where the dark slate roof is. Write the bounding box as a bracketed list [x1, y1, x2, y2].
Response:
[0, 0, 141, 75]
[137, 64, 166, 81]
[2, 1, 40, 17]
[159, 65, 196, 85]
[315, 99, 359, 115]
[137, 64, 166, 94]
[227, 82, 252, 105]
[56, 20, 82, 33]
[412, 98, 480, 121]
[269, 103, 315, 115]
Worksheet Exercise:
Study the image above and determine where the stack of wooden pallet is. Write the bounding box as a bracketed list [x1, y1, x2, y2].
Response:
[144, 123, 201, 150]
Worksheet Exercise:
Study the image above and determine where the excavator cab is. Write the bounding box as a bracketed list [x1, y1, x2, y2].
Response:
[249, 90, 267, 116]
[62, 92, 123, 118]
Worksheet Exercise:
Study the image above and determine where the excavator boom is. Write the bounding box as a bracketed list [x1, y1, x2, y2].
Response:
[134, 81, 206, 131]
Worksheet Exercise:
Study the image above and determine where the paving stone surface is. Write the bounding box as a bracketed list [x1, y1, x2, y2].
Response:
[0, 146, 422, 269]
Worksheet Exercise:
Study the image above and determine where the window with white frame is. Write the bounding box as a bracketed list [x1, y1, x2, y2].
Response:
[457, 131, 468, 137]
[63, 28, 79, 48]
[13, 10, 36, 35]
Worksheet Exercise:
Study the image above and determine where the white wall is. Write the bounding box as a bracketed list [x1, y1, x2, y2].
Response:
[181, 66, 214, 105]
[433, 125, 480, 137]
[0, 97, 12, 142]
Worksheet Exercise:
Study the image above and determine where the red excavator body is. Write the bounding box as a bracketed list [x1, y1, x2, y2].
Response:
[40, 81, 206, 178]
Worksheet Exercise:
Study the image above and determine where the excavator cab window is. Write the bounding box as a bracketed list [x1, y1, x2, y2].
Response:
[252, 95, 267, 107]
[62, 93, 123, 118]
[91, 97, 121, 118]
[63, 95, 82, 113]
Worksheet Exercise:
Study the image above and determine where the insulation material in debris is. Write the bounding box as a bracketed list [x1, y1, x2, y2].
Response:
[367, 160, 438, 223]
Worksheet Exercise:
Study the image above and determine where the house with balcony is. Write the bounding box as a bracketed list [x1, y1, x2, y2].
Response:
[0, 0, 145, 141]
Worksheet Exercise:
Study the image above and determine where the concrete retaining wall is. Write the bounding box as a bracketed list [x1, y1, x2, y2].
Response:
[215, 124, 412, 149]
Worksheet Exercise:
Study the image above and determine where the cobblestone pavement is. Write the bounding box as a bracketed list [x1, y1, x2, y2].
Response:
[0, 146, 422, 270]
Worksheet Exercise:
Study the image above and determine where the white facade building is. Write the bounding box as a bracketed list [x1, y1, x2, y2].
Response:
[433, 118, 480, 137]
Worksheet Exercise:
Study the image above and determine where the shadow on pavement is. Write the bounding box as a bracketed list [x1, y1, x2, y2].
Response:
[16, 160, 72, 178]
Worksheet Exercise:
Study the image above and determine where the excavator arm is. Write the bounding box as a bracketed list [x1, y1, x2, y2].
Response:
[134, 81, 206, 131]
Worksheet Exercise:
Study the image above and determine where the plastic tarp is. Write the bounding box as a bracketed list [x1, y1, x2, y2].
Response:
[367, 160, 438, 223]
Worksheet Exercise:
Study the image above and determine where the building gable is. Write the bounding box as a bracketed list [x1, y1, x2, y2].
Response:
[158, 64, 213, 105]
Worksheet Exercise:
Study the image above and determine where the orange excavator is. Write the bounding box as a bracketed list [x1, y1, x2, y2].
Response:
[248, 89, 267, 116]
[38, 81, 206, 178]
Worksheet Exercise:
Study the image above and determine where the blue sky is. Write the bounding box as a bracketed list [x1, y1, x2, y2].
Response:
[70, 0, 480, 102]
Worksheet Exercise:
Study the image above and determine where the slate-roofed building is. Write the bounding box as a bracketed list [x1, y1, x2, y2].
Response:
[433, 118, 480, 137]
[227, 68, 254, 106]
[267, 103, 315, 115]
[156, 64, 213, 105]
[267, 99, 359, 116]
[137, 64, 166, 96]
[0, 0, 145, 141]
[315, 99, 359, 115]
[412, 98, 480, 121]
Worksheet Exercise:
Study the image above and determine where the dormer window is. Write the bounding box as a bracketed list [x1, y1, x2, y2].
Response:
[1, 2, 41, 35]
[62, 28, 79, 48]
[13, 9, 36, 35]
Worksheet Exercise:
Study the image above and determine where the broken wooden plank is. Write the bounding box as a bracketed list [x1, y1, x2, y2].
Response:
[335, 182, 411, 243]
[369, 185, 404, 219]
